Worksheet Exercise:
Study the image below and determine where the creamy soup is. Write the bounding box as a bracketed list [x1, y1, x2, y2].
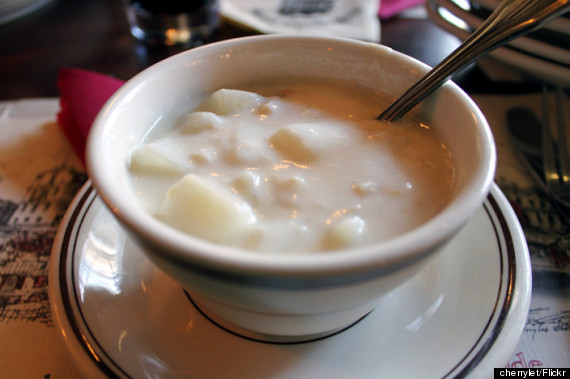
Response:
[128, 81, 455, 252]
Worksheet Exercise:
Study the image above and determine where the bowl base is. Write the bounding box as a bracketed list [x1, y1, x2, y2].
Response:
[184, 290, 371, 344]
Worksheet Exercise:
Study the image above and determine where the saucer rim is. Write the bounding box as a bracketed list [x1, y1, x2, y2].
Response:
[48, 182, 531, 378]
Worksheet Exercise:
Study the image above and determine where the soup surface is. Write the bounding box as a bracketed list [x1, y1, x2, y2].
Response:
[128, 82, 455, 252]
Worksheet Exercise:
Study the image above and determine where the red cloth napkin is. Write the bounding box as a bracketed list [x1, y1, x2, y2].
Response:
[57, 67, 125, 166]
[379, 0, 425, 19]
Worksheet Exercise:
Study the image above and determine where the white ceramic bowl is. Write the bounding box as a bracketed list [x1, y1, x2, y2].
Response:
[87, 35, 496, 342]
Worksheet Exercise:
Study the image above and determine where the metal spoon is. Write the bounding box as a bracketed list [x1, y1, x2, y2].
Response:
[378, 0, 570, 122]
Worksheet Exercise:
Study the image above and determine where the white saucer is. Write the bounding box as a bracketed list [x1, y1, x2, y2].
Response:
[49, 182, 531, 378]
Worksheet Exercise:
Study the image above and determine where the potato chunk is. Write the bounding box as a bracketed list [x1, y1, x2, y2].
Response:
[323, 216, 365, 250]
[202, 89, 263, 115]
[232, 171, 262, 205]
[129, 144, 183, 176]
[179, 112, 222, 134]
[269, 175, 305, 206]
[269, 122, 345, 164]
[156, 174, 256, 244]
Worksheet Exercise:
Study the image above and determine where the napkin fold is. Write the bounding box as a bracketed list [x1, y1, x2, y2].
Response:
[57, 67, 124, 166]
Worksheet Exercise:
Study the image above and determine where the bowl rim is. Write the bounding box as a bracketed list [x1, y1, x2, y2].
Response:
[86, 34, 496, 279]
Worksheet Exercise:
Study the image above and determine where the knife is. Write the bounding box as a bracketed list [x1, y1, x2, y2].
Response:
[507, 106, 547, 194]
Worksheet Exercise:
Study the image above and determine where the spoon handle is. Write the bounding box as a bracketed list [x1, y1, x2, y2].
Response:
[378, 0, 570, 122]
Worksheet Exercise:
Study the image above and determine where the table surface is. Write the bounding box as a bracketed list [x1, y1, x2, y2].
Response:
[0, 0, 543, 100]
[0, 0, 568, 377]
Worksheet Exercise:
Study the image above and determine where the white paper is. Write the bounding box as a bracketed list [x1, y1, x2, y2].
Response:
[221, 0, 381, 42]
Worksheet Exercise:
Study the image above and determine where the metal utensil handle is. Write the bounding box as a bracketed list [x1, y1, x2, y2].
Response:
[378, 0, 570, 122]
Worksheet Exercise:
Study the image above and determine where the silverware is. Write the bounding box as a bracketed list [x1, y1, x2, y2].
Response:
[507, 88, 570, 215]
[541, 87, 570, 209]
[378, 0, 570, 122]
[507, 105, 546, 192]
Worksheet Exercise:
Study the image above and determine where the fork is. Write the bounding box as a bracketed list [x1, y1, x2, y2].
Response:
[542, 87, 570, 210]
